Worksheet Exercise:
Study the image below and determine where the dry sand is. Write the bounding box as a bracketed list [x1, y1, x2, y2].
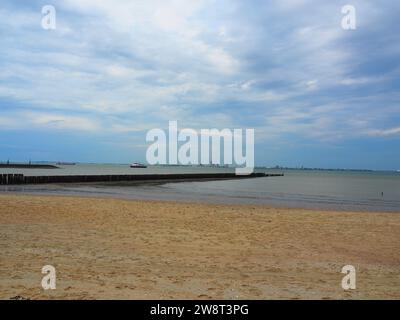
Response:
[0, 194, 399, 300]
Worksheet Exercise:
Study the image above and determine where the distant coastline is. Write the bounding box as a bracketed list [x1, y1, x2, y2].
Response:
[0, 161, 398, 173]
[0, 163, 59, 169]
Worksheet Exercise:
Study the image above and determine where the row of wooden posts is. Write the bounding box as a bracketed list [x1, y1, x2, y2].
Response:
[0, 174, 25, 185]
[0, 172, 282, 185]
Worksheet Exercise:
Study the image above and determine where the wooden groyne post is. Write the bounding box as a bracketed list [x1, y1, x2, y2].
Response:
[0, 174, 24, 185]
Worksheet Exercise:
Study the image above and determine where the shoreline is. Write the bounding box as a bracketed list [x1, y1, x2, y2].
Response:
[1, 185, 399, 213]
[1, 194, 399, 299]
[1, 191, 399, 215]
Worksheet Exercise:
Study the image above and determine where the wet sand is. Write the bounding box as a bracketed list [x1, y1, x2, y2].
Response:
[0, 194, 399, 299]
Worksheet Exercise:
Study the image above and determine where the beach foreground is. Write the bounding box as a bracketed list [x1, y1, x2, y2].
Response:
[0, 194, 399, 299]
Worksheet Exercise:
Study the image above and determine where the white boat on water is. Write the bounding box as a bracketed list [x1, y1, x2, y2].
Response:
[130, 162, 147, 168]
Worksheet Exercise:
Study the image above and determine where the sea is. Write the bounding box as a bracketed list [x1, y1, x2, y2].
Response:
[0, 164, 399, 212]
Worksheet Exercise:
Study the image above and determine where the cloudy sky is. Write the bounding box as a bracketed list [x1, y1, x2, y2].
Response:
[0, 0, 399, 169]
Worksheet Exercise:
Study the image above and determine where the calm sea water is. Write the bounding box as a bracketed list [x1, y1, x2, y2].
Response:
[1, 164, 399, 212]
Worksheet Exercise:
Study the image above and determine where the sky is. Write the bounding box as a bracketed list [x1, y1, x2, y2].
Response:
[0, 0, 399, 170]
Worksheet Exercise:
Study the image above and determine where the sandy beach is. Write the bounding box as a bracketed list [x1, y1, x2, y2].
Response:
[0, 194, 399, 300]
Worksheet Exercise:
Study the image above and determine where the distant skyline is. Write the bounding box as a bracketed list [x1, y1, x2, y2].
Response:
[0, 0, 399, 170]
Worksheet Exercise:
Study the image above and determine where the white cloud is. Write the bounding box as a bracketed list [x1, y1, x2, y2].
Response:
[340, 76, 385, 86]
[367, 127, 400, 137]
[105, 64, 135, 78]
[0, 112, 99, 132]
